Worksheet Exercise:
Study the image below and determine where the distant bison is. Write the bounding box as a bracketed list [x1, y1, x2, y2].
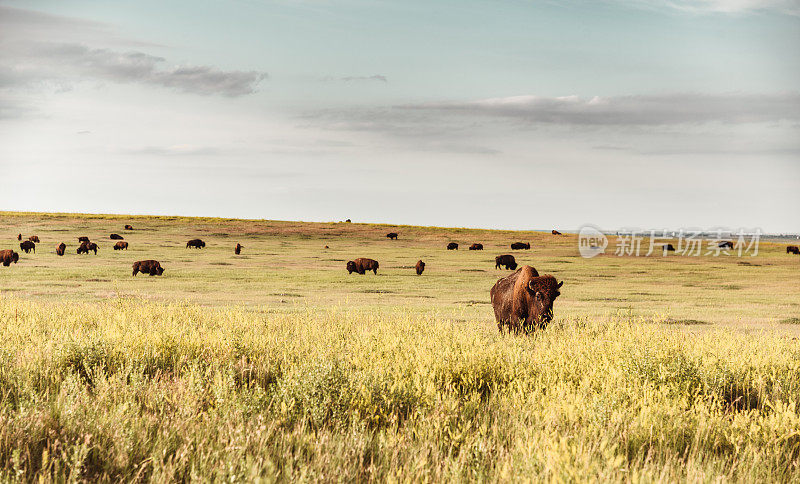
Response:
[510, 242, 530, 250]
[552, 230, 562, 235]
[719, 241, 734, 249]
[235, 243, 243, 255]
[133, 260, 164, 276]
[788, 246, 800, 255]
[346, 258, 379, 275]
[78, 236, 90, 243]
[447, 242, 458, 250]
[495, 254, 517, 270]
[124, 225, 133, 230]
[77, 241, 98, 255]
[19, 240, 35, 253]
[186, 239, 205, 249]
[345, 219, 351, 223]
[0, 250, 19, 266]
[56, 243, 66, 256]
[386, 232, 398, 240]
[17, 234, 21, 241]
[28, 235, 40, 243]
[110, 234, 124, 240]
[490, 265, 563, 334]
[114, 241, 128, 250]
[415, 260, 425, 275]
[469, 243, 484, 250]
[663, 244, 676, 252]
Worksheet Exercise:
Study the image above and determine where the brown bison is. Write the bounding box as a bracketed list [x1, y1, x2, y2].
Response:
[19, 240, 35, 253]
[510, 242, 530, 250]
[78, 236, 90, 243]
[415, 260, 425, 275]
[788, 246, 800, 255]
[17, 234, 21, 241]
[77, 241, 98, 255]
[235, 243, 243, 255]
[490, 265, 563, 334]
[447, 242, 458, 250]
[114, 241, 128, 250]
[133, 260, 165, 276]
[495, 254, 517, 270]
[1, 250, 19, 266]
[552, 230, 562, 235]
[28, 235, 40, 243]
[56, 243, 66, 256]
[124, 224, 133, 230]
[110, 233, 124, 240]
[386, 232, 398, 240]
[346, 258, 379, 275]
[719, 241, 734, 249]
[186, 239, 205, 249]
[469, 243, 484, 250]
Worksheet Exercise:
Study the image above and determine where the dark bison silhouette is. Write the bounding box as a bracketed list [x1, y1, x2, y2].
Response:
[124, 225, 133, 230]
[114, 241, 128, 250]
[77, 241, 98, 255]
[415, 260, 425, 275]
[788, 246, 800, 255]
[346, 258, 379, 275]
[447, 242, 458, 250]
[469, 243, 483, 250]
[1, 250, 19, 266]
[386, 232, 398, 240]
[186, 239, 206, 249]
[56, 243, 66, 256]
[78, 236, 90, 243]
[345, 219, 351, 223]
[510, 242, 530, 250]
[490, 265, 562, 334]
[110, 234, 124, 240]
[28, 235, 40, 243]
[19, 241, 35, 253]
[663, 244, 676, 252]
[133, 260, 164, 276]
[495, 254, 517, 270]
[719, 241, 734, 249]
[17, 234, 21, 241]
[552, 230, 562, 235]
[235, 243, 243, 255]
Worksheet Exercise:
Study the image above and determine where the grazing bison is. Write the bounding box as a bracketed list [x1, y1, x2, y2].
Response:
[114, 241, 128, 250]
[132, 260, 164, 276]
[346, 258, 379, 275]
[78, 236, 90, 243]
[17, 234, 21, 241]
[56, 243, 66, 256]
[447, 242, 458, 250]
[552, 230, 562, 235]
[788, 246, 800, 255]
[28, 235, 40, 243]
[719, 241, 734, 249]
[510, 242, 530, 250]
[415, 260, 425, 275]
[19, 241, 35, 253]
[1, 250, 19, 266]
[124, 225, 133, 230]
[186, 239, 205, 249]
[386, 232, 398, 240]
[469, 243, 484, 250]
[495, 254, 517, 270]
[235, 243, 243, 255]
[490, 265, 563, 334]
[77, 241, 98, 255]
[110, 234, 124, 240]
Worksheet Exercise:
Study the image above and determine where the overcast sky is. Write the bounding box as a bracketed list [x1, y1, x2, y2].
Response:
[0, 0, 798, 232]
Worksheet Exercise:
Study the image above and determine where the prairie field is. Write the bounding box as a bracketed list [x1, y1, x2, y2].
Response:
[1, 211, 799, 482]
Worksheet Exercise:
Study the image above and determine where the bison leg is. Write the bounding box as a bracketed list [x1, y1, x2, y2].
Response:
[372, 268, 377, 274]
[132, 267, 139, 276]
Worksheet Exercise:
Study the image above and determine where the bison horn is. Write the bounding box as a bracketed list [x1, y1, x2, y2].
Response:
[557, 281, 563, 289]
[527, 280, 536, 291]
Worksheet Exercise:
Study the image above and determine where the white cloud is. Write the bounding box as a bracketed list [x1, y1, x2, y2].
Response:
[616, 0, 800, 15]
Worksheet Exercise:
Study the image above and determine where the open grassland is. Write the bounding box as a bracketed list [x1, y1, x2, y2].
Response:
[1, 211, 799, 481]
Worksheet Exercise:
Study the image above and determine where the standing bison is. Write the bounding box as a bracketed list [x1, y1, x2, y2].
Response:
[469, 243, 484, 250]
[110, 234, 124, 240]
[415, 260, 425, 275]
[19, 241, 35, 253]
[490, 265, 563, 334]
[77, 241, 98, 255]
[510, 242, 530, 250]
[124, 225, 133, 230]
[447, 242, 458, 250]
[186, 239, 205, 249]
[28, 235, 40, 243]
[386, 232, 398, 240]
[56, 243, 66, 256]
[346, 258, 379, 275]
[0, 250, 19, 266]
[133, 260, 165, 276]
[788, 246, 800, 255]
[495, 254, 517, 270]
[17, 234, 22, 241]
[78, 236, 90, 243]
[114, 241, 128, 250]
[235, 243, 243, 255]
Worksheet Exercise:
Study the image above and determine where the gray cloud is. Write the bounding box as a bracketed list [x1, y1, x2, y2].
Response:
[340, 75, 388, 83]
[609, 0, 800, 15]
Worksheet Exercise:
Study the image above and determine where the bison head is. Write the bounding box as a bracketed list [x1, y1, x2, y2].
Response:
[526, 276, 563, 327]
[11, 252, 19, 264]
[346, 261, 356, 273]
[157, 266, 165, 276]
[509, 261, 518, 270]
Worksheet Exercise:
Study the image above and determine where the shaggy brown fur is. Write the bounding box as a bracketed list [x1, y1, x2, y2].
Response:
[510, 242, 530, 250]
[495, 254, 517, 270]
[386, 232, 398, 240]
[447, 242, 458, 250]
[28, 235, 40, 243]
[78, 236, 90, 243]
[415, 260, 425, 275]
[110, 234, 124, 240]
[186, 239, 205, 249]
[56, 243, 66, 256]
[19, 240, 35, 253]
[788, 246, 800, 255]
[469, 243, 483, 250]
[114, 241, 128, 250]
[133, 260, 164, 276]
[490, 266, 562, 334]
[346, 258, 379, 275]
[235, 243, 243, 255]
[77, 241, 98, 255]
[0, 250, 19, 266]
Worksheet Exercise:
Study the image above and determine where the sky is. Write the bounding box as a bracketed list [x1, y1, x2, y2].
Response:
[0, 0, 798, 232]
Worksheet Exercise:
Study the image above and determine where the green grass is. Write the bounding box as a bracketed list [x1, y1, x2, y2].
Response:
[1, 211, 800, 481]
